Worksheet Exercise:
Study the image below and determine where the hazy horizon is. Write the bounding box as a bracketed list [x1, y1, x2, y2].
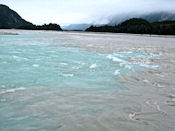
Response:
[1, 0, 175, 26]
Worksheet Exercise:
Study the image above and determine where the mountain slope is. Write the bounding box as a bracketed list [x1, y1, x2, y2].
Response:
[0, 4, 62, 31]
[0, 4, 32, 28]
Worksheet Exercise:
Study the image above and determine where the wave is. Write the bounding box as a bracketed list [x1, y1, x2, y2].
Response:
[32, 64, 39, 67]
[62, 74, 74, 77]
[114, 70, 120, 75]
[0, 87, 26, 95]
[89, 64, 97, 69]
[106, 54, 124, 63]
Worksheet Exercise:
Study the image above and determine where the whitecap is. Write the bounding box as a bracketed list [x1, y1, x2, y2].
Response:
[23, 57, 29, 61]
[89, 64, 97, 69]
[125, 65, 132, 69]
[0, 87, 25, 95]
[62, 74, 74, 77]
[13, 55, 19, 59]
[114, 70, 120, 75]
[150, 65, 160, 68]
[139, 64, 159, 68]
[119, 61, 131, 69]
[13, 55, 21, 61]
[106, 55, 123, 63]
[13, 55, 28, 61]
[60, 63, 68, 66]
[119, 63, 125, 67]
[119, 51, 133, 54]
[143, 80, 149, 83]
[32, 64, 39, 67]
[129, 113, 136, 120]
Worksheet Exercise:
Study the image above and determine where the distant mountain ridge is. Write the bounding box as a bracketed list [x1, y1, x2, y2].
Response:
[0, 4, 32, 28]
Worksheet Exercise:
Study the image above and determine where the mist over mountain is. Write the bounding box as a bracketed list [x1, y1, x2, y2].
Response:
[141, 12, 175, 22]
[1, 3, 175, 32]
[62, 12, 175, 31]
[0, 4, 32, 28]
[1, 0, 175, 27]
[108, 12, 175, 26]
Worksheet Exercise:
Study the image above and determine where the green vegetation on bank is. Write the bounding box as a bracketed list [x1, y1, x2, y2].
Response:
[86, 18, 175, 35]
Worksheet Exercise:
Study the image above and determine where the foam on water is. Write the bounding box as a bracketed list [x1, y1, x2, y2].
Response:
[32, 64, 39, 67]
[114, 70, 120, 76]
[60, 63, 68, 66]
[139, 63, 160, 68]
[0, 35, 160, 92]
[106, 54, 124, 62]
[62, 73, 74, 77]
[89, 64, 97, 69]
[0, 87, 25, 95]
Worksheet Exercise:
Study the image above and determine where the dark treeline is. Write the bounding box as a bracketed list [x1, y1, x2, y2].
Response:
[0, 26, 11, 29]
[86, 18, 175, 35]
[0, 23, 63, 31]
[18, 23, 62, 31]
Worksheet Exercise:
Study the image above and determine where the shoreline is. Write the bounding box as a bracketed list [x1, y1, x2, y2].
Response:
[1, 29, 175, 38]
[0, 31, 18, 35]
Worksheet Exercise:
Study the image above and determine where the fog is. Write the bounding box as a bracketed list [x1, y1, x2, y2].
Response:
[1, 0, 175, 25]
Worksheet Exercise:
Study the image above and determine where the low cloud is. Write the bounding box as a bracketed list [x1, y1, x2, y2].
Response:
[1, 0, 175, 25]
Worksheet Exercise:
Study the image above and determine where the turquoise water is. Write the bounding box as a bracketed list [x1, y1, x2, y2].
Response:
[0, 32, 159, 92]
[0, 31, 162, 130]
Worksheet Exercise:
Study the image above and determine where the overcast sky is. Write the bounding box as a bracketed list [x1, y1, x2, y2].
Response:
[1, 0, 175, 25]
